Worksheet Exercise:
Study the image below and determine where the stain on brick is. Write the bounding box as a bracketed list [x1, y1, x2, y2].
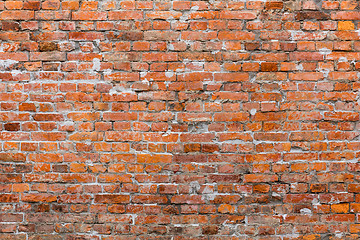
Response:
[202, 225, 219, 235]
[295, 11, 330, 20]
[1, 22, 20, 31]
[261, 62, 278, 72]
[23, 1, 41, 10]
[245, 42, 261, 51]
[4, 123, 20, 131]
[265, 1, 284, 10]
[39, 42, 58, 52]
[106, 31, 144, 41]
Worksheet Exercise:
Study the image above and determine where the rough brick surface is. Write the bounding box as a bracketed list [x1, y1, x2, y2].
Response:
[0, 0, 360, 239]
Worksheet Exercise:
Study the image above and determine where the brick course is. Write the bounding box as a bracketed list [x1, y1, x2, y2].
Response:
[1, 0, 360, 239]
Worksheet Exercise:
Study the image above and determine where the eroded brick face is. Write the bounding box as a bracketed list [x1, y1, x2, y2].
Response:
[0, 0, 360, 239]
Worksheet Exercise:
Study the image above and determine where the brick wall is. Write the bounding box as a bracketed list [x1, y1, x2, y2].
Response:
[1, 0, 360, 239]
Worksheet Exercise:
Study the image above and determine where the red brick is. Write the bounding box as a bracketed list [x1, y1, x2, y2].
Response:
[0, 10, 34, 20]
[72, 11, 107, 20]
[108, 11, 143, 20]
[22, 193, 57, 202]
[94, 195, 130, 204]
[4, 122, 20, 131]
[265, 1, 283, 10]
[0, 2, 359, 238]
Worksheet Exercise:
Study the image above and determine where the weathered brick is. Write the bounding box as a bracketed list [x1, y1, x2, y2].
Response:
[0, 1, 359, 239]
[38, 42, 57, 52]
[4, 122, 20, 131]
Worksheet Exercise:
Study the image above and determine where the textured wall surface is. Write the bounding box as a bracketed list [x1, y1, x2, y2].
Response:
[1, 0, 360, 239]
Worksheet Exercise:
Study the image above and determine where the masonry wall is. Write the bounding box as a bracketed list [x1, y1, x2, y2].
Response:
[1, 0, 360, 239]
